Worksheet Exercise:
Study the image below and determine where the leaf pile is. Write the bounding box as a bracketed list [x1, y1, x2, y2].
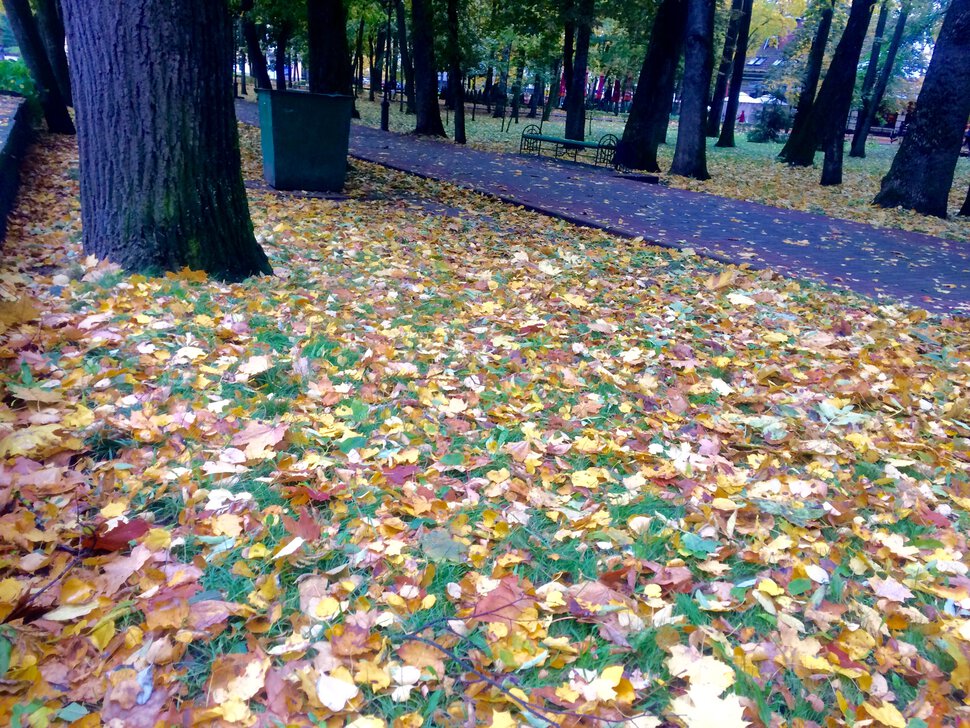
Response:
[0, 132, 969, 727]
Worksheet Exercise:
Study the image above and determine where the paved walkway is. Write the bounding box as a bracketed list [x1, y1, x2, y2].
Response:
[236, 100, 970, 315]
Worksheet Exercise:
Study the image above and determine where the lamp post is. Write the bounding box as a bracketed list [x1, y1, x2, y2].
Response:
[380, 0, 391, 131]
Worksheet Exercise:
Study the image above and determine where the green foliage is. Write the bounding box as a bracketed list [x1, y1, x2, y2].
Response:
[0, 59, 37, 103]
[747, 98, 792, 143]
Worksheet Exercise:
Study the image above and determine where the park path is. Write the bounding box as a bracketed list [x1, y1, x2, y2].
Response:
[236, 100, 970, 315]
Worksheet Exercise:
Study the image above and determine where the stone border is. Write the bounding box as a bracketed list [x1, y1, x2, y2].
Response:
[0, 95, 32, 245]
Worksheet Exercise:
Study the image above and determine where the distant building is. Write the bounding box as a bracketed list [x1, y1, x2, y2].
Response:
[741, 20, 802, 96]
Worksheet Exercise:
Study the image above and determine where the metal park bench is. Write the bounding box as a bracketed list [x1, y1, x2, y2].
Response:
[519, 124, 619, 167]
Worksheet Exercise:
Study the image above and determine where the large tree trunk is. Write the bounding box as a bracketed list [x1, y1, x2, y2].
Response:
[446, 0, 465, 143]
[307, 0, 354, 96]
[564, 0, 594, 141]
[778, 0, 833, 161]
[61, 0, 271, 280]
[706, 0, 743, 138]
[671, 0, 715, 179]
[714, 0, 753, 148]
[848, 0, 889, 156]
[817, 0, 877, 185]
[850, 4, 908, 158]
[616, 0, 686, 171]
[4, 0, 74, 133]
[33, 0, 72, 106]
[411, 0, 446, 136]
[274, 23, 292, 91]
[394, 0, 415, 114]
[874, 0, 970, 217]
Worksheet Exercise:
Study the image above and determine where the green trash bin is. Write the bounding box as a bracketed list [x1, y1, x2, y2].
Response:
[257, 89, 353, 192]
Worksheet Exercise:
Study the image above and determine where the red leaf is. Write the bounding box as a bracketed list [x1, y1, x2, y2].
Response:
[88, 518, 150, 552]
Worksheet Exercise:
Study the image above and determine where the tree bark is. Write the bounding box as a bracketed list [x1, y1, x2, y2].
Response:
[850, 4, 908, 158]
[715, 0, 753, 147]
[848, 0, 889, 156]
[4, 0, 74, 133]
[616, 0, 687, 171]
[446, 0, 466, 143]
[873, 0, 970, 217]
[307, 0, 354, 96]
[394, 0, 415, 114]
[778, 0, 833, 161]
[706, 0, 743, 138]
[564, 0, 594, 141]
[33, 0, 72, 106]
[411, 0, 446, 136]
[61, 0, 271, 280]
[671, 0, 715, 179]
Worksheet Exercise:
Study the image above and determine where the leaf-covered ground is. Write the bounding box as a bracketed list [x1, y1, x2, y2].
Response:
[352, 98, 970, 244]
[1, 130, 969, 727]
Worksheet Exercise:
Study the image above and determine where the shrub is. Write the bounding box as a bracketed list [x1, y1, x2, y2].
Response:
[0, 59, 37, 102]
[747, 100, 792, 144]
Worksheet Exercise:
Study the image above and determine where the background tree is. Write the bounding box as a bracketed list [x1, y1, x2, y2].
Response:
[715, 0, 753, 147]
[4, 0, 73, 133]
[616, 0, 686, 171]
[446, 0, 466, 143]
[874, 0, 970, 217]
[32, 0, 72, 106]
[778, 0, 876, 184]
[849, 1, 909, 157]
[61, 0, 271, 279]
[394, 0, 416, 113]
[671, 0, 715, 178]
[778, 0, 833, 160]
[707, 0, 743, 138]
[307, 0, 354, 95]
[240, 0, 274, 89]
[411, 0, 446, 135]
[563, 0, 595, 141]
[848, 0, 889, 157]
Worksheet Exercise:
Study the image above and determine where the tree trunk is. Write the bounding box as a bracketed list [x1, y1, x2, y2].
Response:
[411, 0, 446, 136]
[484, 65, 493, 111]
[563, 23, 575, 98]
[4, 0, 74, 133]
[274, 23, 292, 91]
[671, 0, 715, 179]
[848, 0, 889, 156]
[355, 19, 365, 94]
[493, 41, 511, 118]
[446, 0, 465, 143]
[369, 29, 386, 102]
[816, 0, 877, 184]
[706, 0, 743, 137]
[564, 0, 594, 141]
[33, 0, 72, 106]
[307, 0, 354, 96]
[777, 0, 834, 163]
[239, 47, 248, 94]
[616, 0, 686, 171]
[242, 18, 272, 90]
[528, 74, 542, 118]
[960, 183, 970, 217]
[714, 0, 753, 148]
[873, 0, 970, 217]
[394, 0, 415, 114]
[850, 4, 908, 158]
[543, 59, 560, 121]
[61, 0, 271, 280]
